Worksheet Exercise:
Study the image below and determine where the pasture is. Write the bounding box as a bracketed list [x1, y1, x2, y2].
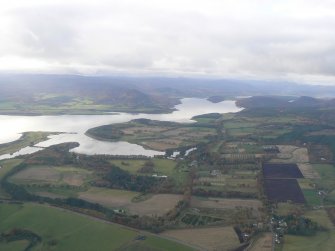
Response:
[0, 203, 194, 251]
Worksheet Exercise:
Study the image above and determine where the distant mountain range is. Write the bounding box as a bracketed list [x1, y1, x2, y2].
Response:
[1, 74, 335, 114]
[236, 95, 335, 109]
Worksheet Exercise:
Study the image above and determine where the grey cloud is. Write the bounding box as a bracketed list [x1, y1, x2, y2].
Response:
[0, 0, 335, 84]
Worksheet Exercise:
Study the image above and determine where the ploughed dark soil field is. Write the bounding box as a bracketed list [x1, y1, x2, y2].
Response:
[263, 163, 304, 179]
[264, 179, 306, 203]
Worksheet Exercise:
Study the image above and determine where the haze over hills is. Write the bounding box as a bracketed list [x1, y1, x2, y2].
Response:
[237, 96, 335, 109]
[2, 74, 335, 97]
[1, 1, 335, 251]
[1, 74, 335, 115]
[1, 73, 335, 115]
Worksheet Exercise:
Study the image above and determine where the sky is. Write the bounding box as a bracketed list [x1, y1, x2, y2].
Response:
[0, 0, 334, 84]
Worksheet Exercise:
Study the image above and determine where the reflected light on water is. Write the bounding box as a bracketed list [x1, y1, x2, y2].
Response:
[0, 98, 243, 159]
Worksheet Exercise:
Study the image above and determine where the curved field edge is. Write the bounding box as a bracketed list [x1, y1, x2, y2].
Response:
[0, 202, 196, 251]
[85, 119, 217, 151]
[0, 132, 58, 155]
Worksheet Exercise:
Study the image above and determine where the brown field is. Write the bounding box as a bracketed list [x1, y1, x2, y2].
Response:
[163, 128, 192, 137]
[297, 163, 320, 179]
[191, 197, 262, 210]
[122, 126, 170, 134]
[11, 165, 90, 186]
[79, 189, 182, 216]
[34, 191, 66, 199]
[186, 131, 216, 138]
[270, 145, 309, 163]
[291, 148, 310, 162]
[11, 167, 60, 184]
[308, 129, 335, 136]
[249, 233, 272, 251]
[298, 179, 315, 189]
[127, 194, 182, 216]
[140, 127, 215, 151]
[326, 207, 335, 225]
[161, 227, 240, 251]
[78, 188, 139, 208]
[63, 174, 87, 186]
[142, 139, 183, 151]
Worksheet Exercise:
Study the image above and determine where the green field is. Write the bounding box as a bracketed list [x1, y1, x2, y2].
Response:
[313, 164, 335, 205]
[283, 231, 335, 251]
[152, 159, 177, 175]
[0, 159, 23, 179]
[0, 203, 195, 251]
[302, 189, 322, 206]
[0, 240, 28, 251]
[313, 164, 335, 190]
[304, 209, 334, 229]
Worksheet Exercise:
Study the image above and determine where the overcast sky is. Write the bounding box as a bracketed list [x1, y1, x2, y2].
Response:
[0, 0, 335, 84]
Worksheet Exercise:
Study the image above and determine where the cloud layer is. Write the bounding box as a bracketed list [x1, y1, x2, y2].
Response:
[0, 0, 335, 84]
